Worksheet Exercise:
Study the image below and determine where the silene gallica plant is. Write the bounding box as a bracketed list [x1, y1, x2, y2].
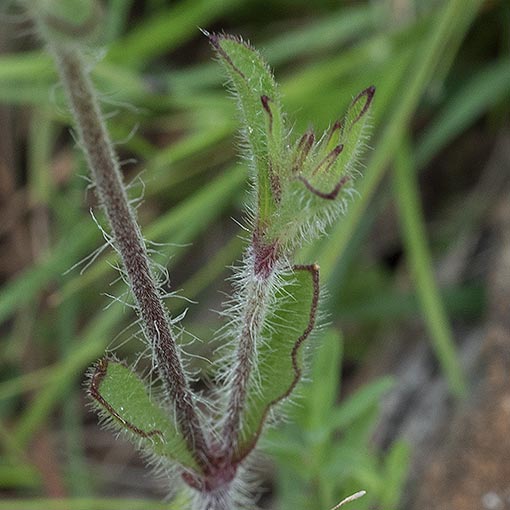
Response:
[25, 2, 375, 509]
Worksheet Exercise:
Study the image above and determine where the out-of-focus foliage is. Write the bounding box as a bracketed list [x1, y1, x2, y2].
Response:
[0, 0, 507, 507]
[263, 330, 407, 510]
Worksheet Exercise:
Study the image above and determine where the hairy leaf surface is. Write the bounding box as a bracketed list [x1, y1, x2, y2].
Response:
[208, 32, 284, 223]
[235, 264, 319, 460]
[89, 359, 200, 471]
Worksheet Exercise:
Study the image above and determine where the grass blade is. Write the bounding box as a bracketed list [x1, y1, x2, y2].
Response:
[393, 138, 466, 397]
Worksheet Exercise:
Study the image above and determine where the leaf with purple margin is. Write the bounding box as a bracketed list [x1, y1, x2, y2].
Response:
[207, 32, 285, 224]
[235, 264, 319, 461]
[89, 359, 200, 471]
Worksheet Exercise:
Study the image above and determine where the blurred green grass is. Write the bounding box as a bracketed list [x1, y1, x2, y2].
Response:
[0, 0, 508, 507]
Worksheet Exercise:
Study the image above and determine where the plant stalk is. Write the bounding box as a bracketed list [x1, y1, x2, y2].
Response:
[50, 44, 208, 460]
[222, 251, 277, 457]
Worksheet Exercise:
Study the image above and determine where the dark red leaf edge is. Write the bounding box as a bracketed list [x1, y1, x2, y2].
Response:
[292, 130, 315, 173]
[311, 143, 344, 176]
[298, 174, 350, 200]
[260, 94, 273, 132]
[234, 263, 320, 463]
[203, 31, 272, 83]
[89, 358, 164, 439]
[348, 85, 376, 126]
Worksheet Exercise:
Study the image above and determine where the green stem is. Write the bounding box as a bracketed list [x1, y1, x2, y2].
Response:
[222, 269, 276, 456]
[393, 138, 466, 397]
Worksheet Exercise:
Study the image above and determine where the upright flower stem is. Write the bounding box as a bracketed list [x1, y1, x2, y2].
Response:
[51, 45, 208, 461]
[222, 269, 275, 456]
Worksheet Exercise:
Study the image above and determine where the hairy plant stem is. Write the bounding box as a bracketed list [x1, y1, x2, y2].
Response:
[222, 246, 278, 458]
[51, 45, 208, 462]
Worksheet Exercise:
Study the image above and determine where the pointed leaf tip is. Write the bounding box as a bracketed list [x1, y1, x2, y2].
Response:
[210, 32, 284, 225]
[350, 85, 376, 125]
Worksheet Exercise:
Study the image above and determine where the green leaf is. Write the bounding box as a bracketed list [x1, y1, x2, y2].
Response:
[208, 32, 284, 225]
[236, 264, 320, 460]
[394, 138, 466, 397]
[308, 329, 343, 419]
[330, 376, 394, 432]
[337, 85, 375, 173]
[295, 329, 343, 432]
[315, 0, 483, 282]
[89, 359, 200, 471]
[416, 58, 510, 168]
[294, 85, 375, 203]
[380, 440, 410, 508]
